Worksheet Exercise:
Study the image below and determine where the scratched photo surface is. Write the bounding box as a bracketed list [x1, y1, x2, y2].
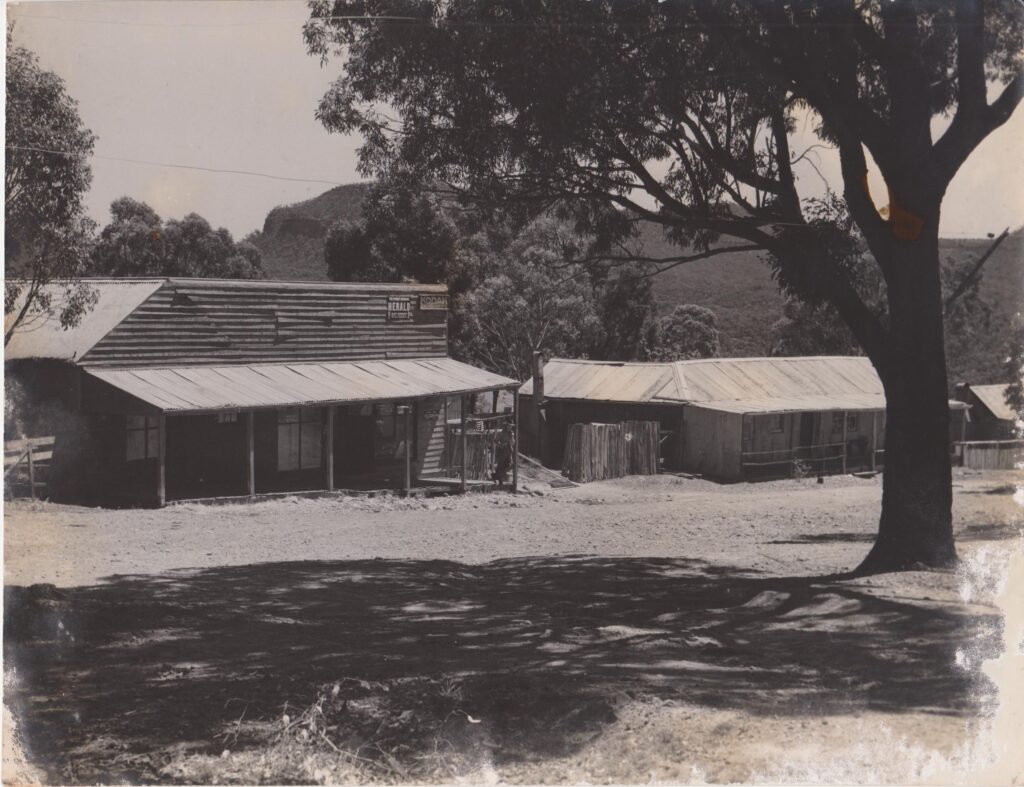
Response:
[3, 1, 1023, 784]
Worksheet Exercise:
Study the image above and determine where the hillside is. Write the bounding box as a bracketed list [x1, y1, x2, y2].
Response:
[252, 185, 1022, 385]
[633, 223, 784, 357]
[937, 230, 1023, 385]
[639, 224, 1024, 383]
[249, 182, 371, 281]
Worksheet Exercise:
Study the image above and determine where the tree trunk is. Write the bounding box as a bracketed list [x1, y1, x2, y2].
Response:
[856, 224, 958, 574]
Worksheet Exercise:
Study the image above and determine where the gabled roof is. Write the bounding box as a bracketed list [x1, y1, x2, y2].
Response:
[969, 384, 1016, 422]
[5, 280, 164, 362]
[519, 356, 970, 414]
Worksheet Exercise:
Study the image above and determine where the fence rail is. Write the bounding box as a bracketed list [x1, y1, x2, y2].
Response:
[740, 439, 878, 479]
[4, 436, 55, 500]
[953, 439, 1024, 470]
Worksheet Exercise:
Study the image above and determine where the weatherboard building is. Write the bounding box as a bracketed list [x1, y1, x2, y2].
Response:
[520, 356, 970, 481]
[5, 278, 519, 506]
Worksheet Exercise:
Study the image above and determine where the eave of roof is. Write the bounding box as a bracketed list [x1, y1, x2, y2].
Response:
[85, 358, 518, 414]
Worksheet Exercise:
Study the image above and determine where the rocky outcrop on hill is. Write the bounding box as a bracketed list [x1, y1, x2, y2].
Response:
[251, 182, 371, 280]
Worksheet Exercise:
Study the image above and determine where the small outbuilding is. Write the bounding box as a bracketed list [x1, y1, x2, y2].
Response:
[5, 278, 519, 505]
[520, 356, 970, 481]
[954, 383, 1018, 440]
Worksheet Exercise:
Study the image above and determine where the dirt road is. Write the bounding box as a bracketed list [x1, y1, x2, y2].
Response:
[5, 470, 1021, 586]
[3, 469, 1022, 784]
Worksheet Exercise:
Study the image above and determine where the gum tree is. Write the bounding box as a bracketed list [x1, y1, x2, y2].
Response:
[5, 39, 97, 344]
[306, 0, 1024, 573]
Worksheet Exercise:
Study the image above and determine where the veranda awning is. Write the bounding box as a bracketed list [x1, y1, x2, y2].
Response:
[85, 358, 518, 414]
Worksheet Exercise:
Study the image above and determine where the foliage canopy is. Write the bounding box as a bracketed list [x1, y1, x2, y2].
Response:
[5, 38, 97, 345]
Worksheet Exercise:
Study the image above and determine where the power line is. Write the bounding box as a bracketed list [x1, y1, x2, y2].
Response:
[9, 13, 416, 28]
[5, 144, 348, 187]
[3, 146, 1010, 238]
[11, 12, 981, 30]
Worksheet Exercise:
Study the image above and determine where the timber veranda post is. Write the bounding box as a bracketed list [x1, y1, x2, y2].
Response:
[400, 404, 412, 497]
[325, 405, 335, 493]
[512, 388, 519, 493]
[246, 411, 255, 497]
[460, 395, 468, 493]
[841, 411, 848, 475]
[157, 414, 167, 507]
[871, 411, 878, 472]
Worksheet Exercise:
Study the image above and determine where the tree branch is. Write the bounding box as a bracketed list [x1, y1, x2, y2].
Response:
[943, 227, 1010, 314]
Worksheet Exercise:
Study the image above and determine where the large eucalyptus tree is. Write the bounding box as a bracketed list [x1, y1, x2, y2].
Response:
[305, 0, 1023, 572]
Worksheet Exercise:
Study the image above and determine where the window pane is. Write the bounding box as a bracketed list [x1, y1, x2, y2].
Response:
[300, 421, 323, 468]
[377, 404, 395, 439]
[126, 429, 147, 461]
[279, 408, 299, 424]
[127, 415, 147, 430]
[278, 423, 299, 471]
[146, 426, 160, 459]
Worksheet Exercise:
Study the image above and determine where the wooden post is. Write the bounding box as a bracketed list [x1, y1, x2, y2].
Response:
[443, 396, 450, 475]
[401, 404, 412, 497]
[246, 411, 255, 497]
[325, 406, 335, 492]
[870, 411, 877, 471]
[157, 414, 167, 507]
[532, 351, 545, 464]
[841, 410, 847, 474]
[512, 389, 520, 493]
[460, 396, 468, 493]
[27, 444, 35, 501]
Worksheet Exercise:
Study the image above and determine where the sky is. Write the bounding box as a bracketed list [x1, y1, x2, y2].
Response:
[6, 0, 1024, 240]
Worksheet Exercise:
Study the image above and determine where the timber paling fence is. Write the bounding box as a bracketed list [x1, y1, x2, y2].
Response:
[561, 420, 660, 483]
[954, 439, 1024, 470]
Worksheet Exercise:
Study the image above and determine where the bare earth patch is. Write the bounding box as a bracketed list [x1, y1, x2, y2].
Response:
[3, 469, 1022, 783]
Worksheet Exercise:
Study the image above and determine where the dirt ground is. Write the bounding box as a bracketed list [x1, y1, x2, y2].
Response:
[3, 467, 1023, 784]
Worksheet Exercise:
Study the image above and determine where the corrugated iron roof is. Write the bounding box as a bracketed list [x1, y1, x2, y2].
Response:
[85, 358, 517, 413]
[5, 280, 164, 362]
[519, 360, 677, 403]
[520, 356, 968, 414]
[969, 384, 1016, 421]
[6, 278, 451, 366]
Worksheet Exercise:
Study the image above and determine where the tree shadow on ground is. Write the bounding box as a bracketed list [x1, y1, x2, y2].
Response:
[4, 556, 1001, 783]
[771, 520, 1023, 544]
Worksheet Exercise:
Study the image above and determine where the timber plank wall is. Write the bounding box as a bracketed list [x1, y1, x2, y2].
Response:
[79, 280, 448, 367]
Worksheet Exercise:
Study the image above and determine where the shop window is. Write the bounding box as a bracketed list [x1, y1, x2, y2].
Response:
[126, 415, 159, 461]
[375, 403, 417, 454]
[217, 412, 238, 424]
[846, 413, 859, 431]
[376, 403, 396, 439]
[770, 413, 786, 433]
[277, 408, 323, 471]
[831, 412, 844, 434]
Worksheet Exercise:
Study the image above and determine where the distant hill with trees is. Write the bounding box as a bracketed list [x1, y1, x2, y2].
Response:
[250, 184, 1022, 388]
[247, 183, 371, 281]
